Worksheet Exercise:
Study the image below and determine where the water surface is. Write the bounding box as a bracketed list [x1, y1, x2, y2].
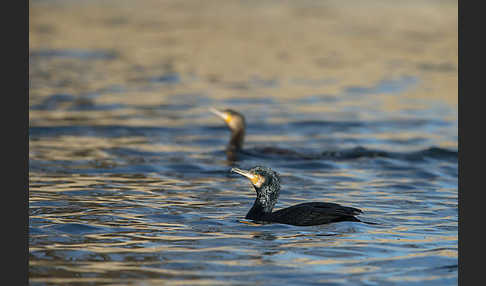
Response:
[29, 0, 457, 285]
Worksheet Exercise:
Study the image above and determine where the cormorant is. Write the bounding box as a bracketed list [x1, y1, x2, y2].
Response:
[210, 108, 312, 161]
[232, 166, 363, 226]
[210, 108, 245, 161]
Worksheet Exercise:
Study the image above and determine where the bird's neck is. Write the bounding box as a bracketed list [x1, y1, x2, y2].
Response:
[229, 128, 245, 151]
[246, 198, 273, 221]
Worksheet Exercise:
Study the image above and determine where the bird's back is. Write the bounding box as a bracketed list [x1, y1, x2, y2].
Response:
[268, 202, 362, 226]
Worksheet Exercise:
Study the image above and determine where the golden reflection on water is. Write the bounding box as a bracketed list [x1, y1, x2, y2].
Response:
[30, 0, 457, 110]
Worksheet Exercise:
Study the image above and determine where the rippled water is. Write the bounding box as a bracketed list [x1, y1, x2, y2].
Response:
[29, 0, 457, 285]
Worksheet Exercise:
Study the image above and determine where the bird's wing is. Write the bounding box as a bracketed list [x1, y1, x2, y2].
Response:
[270, 202, 362, 226]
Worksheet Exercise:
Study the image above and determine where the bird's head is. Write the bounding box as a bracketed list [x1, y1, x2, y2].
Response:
[232, 166, 281, 212]
[210, 108, 246, 132]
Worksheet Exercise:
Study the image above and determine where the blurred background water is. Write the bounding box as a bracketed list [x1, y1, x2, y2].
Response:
[29, 0, 458, 285]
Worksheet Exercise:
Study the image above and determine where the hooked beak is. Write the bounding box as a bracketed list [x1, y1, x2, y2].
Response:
[231, 168, 260, 185]
[210, 107, 230, 122]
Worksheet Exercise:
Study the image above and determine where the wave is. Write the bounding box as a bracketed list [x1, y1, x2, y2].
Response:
[243, 146, 457, 162]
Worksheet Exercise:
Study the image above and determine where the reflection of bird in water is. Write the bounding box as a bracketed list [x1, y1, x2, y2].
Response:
[232, 166, 363, 226]
[210, 108, 312, 161]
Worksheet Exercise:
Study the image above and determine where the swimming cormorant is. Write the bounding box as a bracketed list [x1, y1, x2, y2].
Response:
[210, 108, 312, 161]
[232, 166, 363, 226]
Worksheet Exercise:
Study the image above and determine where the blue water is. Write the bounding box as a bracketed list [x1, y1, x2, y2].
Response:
[29, 1, 457, 285]
[29, 77, 457, 285]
